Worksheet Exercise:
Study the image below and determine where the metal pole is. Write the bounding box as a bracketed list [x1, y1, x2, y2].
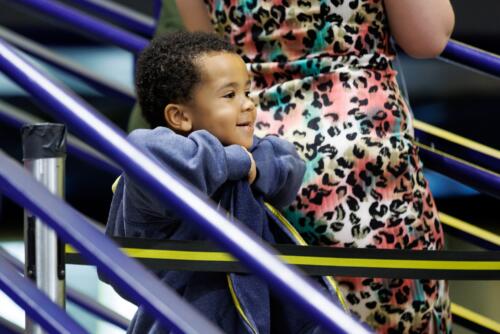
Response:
[21, 123, 66, 334]
[10, 0, 148, 54]
[66, 0, 156, 36]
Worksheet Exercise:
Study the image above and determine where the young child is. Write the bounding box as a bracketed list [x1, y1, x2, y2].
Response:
[103, 31, 342, 334]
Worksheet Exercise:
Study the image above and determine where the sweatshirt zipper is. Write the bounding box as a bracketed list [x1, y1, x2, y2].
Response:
[264, 202, 349, 311]
[227, 274, 259, 334]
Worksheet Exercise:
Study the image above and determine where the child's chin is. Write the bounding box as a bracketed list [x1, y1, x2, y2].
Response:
[242, 137, 254, 149]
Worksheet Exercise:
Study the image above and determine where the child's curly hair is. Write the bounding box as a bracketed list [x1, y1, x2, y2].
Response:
[135, 31, 236, 128]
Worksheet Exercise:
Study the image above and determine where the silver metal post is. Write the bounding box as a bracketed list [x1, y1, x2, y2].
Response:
[21, 123, 66, 334]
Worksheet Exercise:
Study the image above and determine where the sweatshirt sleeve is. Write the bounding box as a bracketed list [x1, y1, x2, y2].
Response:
[250, 135, 306, 208]
[129, 127, 250, 193]
[123, 127, 251, 224]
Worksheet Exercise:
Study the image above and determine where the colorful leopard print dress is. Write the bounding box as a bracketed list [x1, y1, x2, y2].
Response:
[204, 0, 451, 332]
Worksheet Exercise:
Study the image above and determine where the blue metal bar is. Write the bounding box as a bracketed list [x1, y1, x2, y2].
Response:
[415, 128, 500, 175]
[439, 39, 500, 79]
[0, 151, 222, 334]
[0, 253, 88, 334]
[9, 0, 148, 54]
[153, 0, 163, 21]
[0, 247, 23, 271]
[418, 144, 500, 200]
[0, 247, 129, 330]
[0, 100, 120, 175]
[0, 317, 23, 334]
[66, 0, 156, 36]
[0, 27, 135, 104]
[65, 286, 130, 330]
[0, 37, 369, 334]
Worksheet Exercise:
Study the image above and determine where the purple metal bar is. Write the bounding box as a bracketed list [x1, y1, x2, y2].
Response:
[0, 150, 222, 334]
[415, 128, 500, 175]
[0, 254, 88, 334]
[65, 287, 130, 330]
[153, 0, 163, 21]
[0, 247, 129, 330]
[66, 0, 156, 36]
[0, 100, 120, 175]
[0, 36, 369, 334]
[0, 26, 135, 104]
[10, 0, 148, 54]
[0, 317, 23, 334]
[419, 146, 500, 199]
[439, 39, 500, 79]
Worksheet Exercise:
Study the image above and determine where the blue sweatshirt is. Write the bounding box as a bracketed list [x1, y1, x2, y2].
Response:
[103, 127, 336, 334]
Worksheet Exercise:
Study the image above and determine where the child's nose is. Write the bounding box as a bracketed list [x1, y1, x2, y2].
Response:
[242, 96, 255, 112]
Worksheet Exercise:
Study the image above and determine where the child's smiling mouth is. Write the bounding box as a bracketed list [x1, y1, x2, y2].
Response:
[236, 121, 254, 133]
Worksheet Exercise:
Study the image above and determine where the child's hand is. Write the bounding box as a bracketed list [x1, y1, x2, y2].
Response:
[243, 148, 257, 184]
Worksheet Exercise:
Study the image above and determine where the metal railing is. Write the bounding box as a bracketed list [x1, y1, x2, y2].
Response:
[0, 100, 120, 175]
[0, 1, 499, 332]
[0, 37, 369, 334]
[7, 0, 148, 53]
[0, 246, 129, 330]
[440, 39, 500, 79]
[65, 0, 157, 36]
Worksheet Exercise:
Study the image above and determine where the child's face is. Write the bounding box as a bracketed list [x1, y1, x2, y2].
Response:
[188, 52, 256, 149]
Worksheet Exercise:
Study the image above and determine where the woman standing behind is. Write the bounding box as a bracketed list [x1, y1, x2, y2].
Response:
[177, 1, 454, 332]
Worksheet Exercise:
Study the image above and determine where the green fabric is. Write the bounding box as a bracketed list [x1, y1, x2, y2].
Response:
[127, 0, 185, 132]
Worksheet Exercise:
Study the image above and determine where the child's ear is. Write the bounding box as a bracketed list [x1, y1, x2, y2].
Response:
[164, 104, 192, 132]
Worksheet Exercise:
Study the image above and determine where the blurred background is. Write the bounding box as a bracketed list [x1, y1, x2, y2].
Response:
[0, 0, 498, 333]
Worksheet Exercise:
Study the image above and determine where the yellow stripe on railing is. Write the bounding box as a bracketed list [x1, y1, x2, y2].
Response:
[414, 119, 500, 160]
[415, 142, 500, 177]
[439, 212, 500, 247]
[452, 302, 500, 333]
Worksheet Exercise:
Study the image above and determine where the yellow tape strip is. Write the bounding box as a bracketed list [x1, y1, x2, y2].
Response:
[414, 119, 500, 160]
[65, 246, 500, 271]
[439, 212, 500, 246]
[416, 142, 500, 177]
[451, 302, 500, 333]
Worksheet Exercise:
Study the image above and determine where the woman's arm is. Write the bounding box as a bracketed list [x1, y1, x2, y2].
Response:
[175, 0, 214, 32]
[384, 0, 455, 58]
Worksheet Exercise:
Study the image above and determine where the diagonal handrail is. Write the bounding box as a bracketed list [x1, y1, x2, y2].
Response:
[0, 253, 88, 334]
[9, 0, 500, 81]
[6, 0, 148, 54]
[417, 142, 500, 199]
[66, 0, 156, 36]
[451, 303, 500, 334]
[439, 39, 500, 79]
[0, 99, 120, 175]
[0, 247, 129, 330]
[0, 26, 135, 103]
[0, 36, 370, 334]
[0, 149, 222, 334]
[439, 213, 500, 251]
[414, 119, 500, 174]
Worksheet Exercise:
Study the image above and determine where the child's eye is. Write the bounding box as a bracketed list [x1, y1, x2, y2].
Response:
[245, 91, 251, 98]
[223, 92, 236, 99]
